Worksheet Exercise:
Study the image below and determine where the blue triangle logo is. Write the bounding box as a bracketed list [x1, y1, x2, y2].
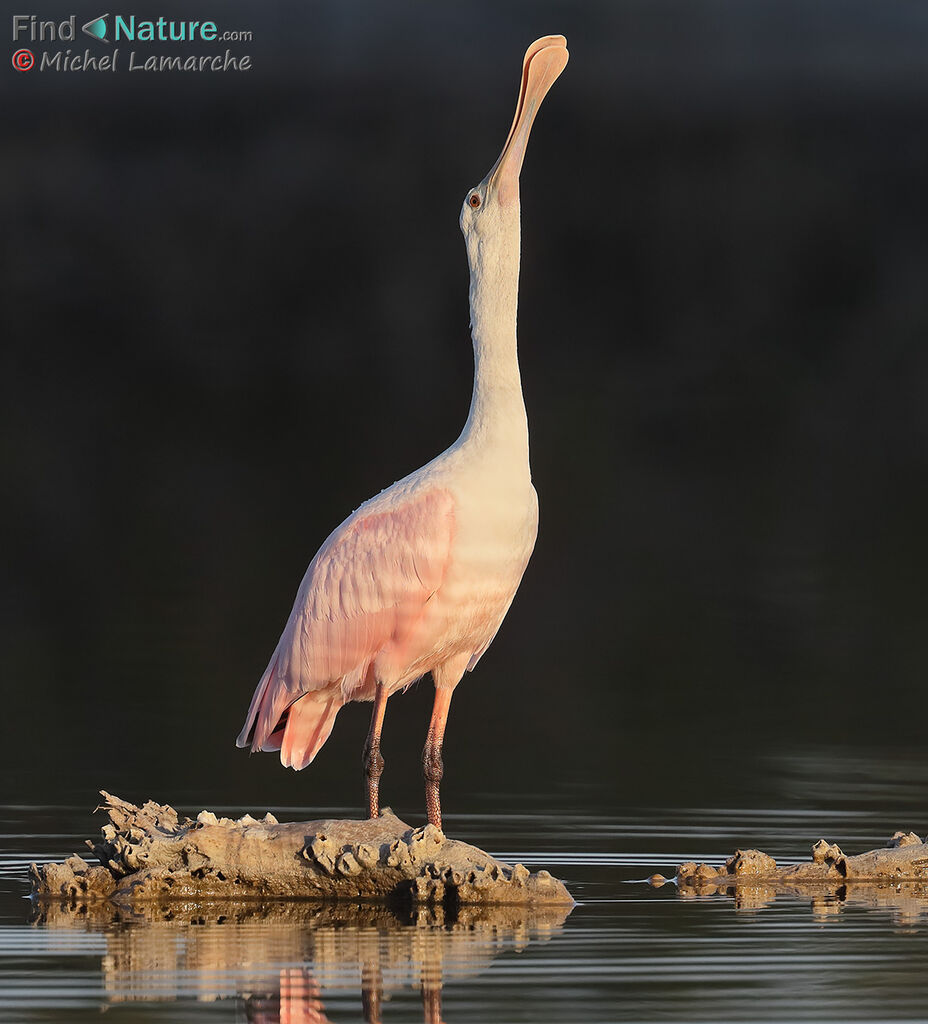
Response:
[82, 14, 109, 43]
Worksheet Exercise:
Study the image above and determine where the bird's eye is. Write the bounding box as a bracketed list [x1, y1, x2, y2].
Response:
[469, 193, 481, 208]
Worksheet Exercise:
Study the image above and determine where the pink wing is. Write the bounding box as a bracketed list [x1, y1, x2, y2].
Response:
[237, 488, 455, 770]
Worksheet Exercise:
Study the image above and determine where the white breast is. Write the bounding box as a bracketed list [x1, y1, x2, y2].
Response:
[410, 445, 538, 674]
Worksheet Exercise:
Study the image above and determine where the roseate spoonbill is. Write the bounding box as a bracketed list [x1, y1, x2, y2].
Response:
[237, 35, 569, 830]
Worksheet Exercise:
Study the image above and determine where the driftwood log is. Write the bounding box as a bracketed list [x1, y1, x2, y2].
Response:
[30, 792, 572, 909]
[663, 831, 925, 897]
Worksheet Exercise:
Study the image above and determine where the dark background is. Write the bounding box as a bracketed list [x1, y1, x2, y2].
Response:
[3, 0, 927, 818]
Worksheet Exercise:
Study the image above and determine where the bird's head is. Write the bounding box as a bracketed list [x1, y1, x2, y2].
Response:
[459, 35, 569, 246]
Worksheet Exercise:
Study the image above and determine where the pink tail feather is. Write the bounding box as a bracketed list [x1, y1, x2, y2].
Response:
[280, 694, 343, 771]
[236, 654, 279, 750]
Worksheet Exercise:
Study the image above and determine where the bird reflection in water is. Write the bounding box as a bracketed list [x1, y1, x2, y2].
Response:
[247, 968, 330, 1024]
[245, 961, 444, 1024]
[33, 900, 571, 1023]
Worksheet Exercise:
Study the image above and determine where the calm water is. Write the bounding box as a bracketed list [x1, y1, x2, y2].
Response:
[4, 746, 928, 1023]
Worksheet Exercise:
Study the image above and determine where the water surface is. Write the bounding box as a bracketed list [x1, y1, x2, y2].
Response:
[4, 746, 928, 1022]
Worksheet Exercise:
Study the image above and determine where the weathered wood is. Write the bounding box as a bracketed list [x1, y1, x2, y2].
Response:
[30, 792, 573, 908]
[672, 830, 928, 897]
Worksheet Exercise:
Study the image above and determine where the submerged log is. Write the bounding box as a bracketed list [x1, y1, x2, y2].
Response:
[30, 792, 572, 908]
[672, 830, 928, 896]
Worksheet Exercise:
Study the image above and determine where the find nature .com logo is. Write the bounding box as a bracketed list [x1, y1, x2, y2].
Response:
[11, 12, 254, 72]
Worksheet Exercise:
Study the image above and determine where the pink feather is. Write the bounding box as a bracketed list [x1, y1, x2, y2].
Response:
[237, 489, 454, 768]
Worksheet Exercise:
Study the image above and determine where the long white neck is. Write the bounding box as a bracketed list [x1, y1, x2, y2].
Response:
[458, 210, 529, 464]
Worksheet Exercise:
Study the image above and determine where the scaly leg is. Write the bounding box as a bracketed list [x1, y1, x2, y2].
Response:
[362, 682, 389, 819]
[422, 687, 453, 831]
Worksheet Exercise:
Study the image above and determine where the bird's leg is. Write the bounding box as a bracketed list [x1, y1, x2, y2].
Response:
[362, 682, 389, 819]
[422, 688, 453, 831]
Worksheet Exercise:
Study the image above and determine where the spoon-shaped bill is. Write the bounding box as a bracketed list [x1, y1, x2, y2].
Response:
[488, 37, 569, 206]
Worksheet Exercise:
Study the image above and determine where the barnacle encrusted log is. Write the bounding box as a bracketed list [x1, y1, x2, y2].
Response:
[30, 793, 573, 907]
[674, 830, 928, 893]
